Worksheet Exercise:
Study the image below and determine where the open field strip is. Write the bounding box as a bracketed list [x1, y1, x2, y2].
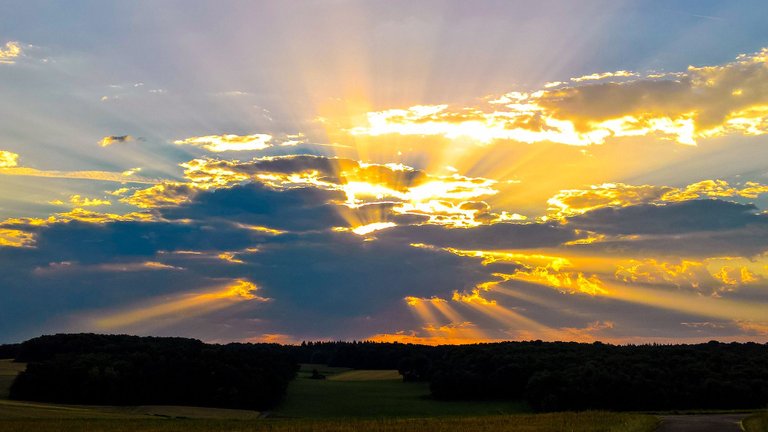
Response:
[0, 412, 659, 432]
[327, 369, 402, 381]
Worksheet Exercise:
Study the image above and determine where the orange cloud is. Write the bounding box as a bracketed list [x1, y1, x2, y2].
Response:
[351, 48, 768, 146]
[547, 179, 768, 219]
[0, 228, 35, 248]
[174, 134, 273, 152]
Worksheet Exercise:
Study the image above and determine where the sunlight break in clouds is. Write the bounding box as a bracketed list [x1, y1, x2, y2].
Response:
[174, 134, 273, 152]
[351, 48, 768, 146]
[98, 135, 135, 147]
[90, 279, 268, 330]
[547, 180, 768, 218]
[0, 41, 21, 64]
[0, 150, 19, 167]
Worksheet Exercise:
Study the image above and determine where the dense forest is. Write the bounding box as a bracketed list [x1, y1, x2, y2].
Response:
[8, 334, 298, 409]
[3, 336, 768, 412]
[290, 340, 768, 411]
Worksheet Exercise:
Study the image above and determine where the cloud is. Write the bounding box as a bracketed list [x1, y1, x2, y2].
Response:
[125, 155, 503, 228]
[0, 228, 35, 248]
[381, 222, 580, 250]
[570, 70, 638, 82]
[174, 134, 273, 152]
[614, 257, 763, 295]
[567, 199, 765, 236]
[33, 260, 184, 275]
[68, 195, 111, 207]
[351, 48, 768, 146]
[0, 151, 158, 184]
[0, 150, 19, 168]
[548, 180, 768, 219]
[0, 41, 21, 64]
[98, 135, 135, 147]
[121, 183, 196, 208]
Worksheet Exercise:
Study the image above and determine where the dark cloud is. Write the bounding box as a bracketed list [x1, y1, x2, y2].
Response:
[567, 199, 765, 235]
[380, 221, 580, 250]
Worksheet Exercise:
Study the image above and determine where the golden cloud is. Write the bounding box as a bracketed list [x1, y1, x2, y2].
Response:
[0, 150, 19, 168]
[0, 41, 21, 64]
[68, 195, 111, 207]
[121, 182, 195, 208]
[352, 48, 768, 146]
[98, 135, 134, 147]
[368, 322, 495, 345]
[52, 208, 153, 224]
[145, 155, 505, 227]
[547, 179, 768, 219]
[441, 247, 607, 296]
[615, 257, 764, 294]
[174, 134, 273, 152]
[0, 166, 158, 184]
[0, 228, 35, 248]
[570, 70, 638, 82]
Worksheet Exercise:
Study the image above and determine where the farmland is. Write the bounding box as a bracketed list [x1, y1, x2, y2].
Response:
[0, 358, 662, 431]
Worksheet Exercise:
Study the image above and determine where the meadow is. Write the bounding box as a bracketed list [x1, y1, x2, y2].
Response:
[745, 411, 768, 432]
[2, 358, 766, 432]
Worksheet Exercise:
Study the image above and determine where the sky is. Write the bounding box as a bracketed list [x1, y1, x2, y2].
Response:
[2, 0, 768, 344]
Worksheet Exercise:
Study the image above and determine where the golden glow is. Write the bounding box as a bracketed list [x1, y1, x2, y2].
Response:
[0, 228, 35, 247]
[607, 281, 768, 322]
[91, 279, 268, 330]
[547, 179, 768, 219]
[122, 182, 194, 208]
[437, 247, 607, 296]
[570, 70, 638, 82]
[218, 252, 244, 264]
[98, 135, 134, 147]
[174, 134, 273, 152]
[368, 322, 496, 345]
[350, 48, 768, 146]
[0, 166, 157, 184]
[0, 41, 21, 64]
[171, 156, 504, 228]
[68, 195, 111, 207]
[53, 208, 153, 224]
[0, 150, 19, 168]
[350, 222, 397, 235]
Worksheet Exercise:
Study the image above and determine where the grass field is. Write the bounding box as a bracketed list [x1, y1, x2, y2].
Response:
[0, 360, 26, 399]
[0, 412, 659, 432]
[274, 364, 528, 418]
[0, 360, 661, 431]
[744, 411, 768, 432]
[327, 369, 402, 381]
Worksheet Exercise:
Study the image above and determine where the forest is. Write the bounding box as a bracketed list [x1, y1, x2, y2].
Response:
[290, 340, 768, 411]
[8, 334, 298, 409]
[3, 336, 768, 412]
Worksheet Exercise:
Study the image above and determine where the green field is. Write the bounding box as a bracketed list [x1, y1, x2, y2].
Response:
[744, 411, 768, 432]
[327, 369, 402, 381]
[0, 359, 660, 431]
[0, 360, 26, 399]
[274, 364, 527, 418]
[0, 412, 659, 432]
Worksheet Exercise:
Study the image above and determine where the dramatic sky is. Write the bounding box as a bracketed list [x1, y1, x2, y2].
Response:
[2, 0, 768, 344]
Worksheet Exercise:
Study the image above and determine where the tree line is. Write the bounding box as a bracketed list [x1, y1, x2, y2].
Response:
[4, 336, 767, 411]
[8, 333, 298, 410]
[290, 339, 768, 411]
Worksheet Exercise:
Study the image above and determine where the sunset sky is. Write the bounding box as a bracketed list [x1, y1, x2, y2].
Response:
[2, 0, 768, 344]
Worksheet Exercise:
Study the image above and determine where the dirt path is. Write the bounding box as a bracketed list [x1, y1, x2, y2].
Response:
[656, 414, 747, 431]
